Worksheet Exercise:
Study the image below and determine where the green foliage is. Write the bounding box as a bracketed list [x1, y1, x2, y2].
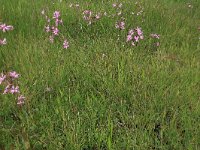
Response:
[0, 0, 200, 149]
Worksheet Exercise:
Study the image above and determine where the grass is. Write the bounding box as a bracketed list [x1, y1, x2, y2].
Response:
[0, 0, 200, 149]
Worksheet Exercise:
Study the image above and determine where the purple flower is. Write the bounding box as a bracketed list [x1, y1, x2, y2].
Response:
[63, 39, 69, 49]
[83, 10, 92, 16]
[83, 10, 92, 21]
[55, 19, 59, 26]
[0, 23, 14, 32]
[10, 85, 20, 94]
[128, 29, 134, 35]
[126, 35, 133, 42]
[0, 38, 7, 45]
[115, 21, 125, 30]
[136, 27, 143, 36]
[45, 25, 50, 32]
[54, 18, 62, 26]
[17, 95, 25, 105]
[9, 71, 19, 79]
[53, 11, 60, 19]
[52, 27, 59, 35]
[0, 73, 6, 84]
[127, 27, 144, 46]
[3, 84, 11, 94]
[134, 36, 139, 42]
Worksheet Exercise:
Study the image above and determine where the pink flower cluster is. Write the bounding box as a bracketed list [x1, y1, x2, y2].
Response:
[63, 39, 69, 49]
[41, 2, 159, 49]
[0, 23, 14, 46]
[83, 10, 101, 25]
[0, 71, 25, 105]
[0, 38, 7, 45]
[115, 21, 125, 30]
[42, 10, 69, 49]
[112, 2, 126, 38]
[127, 27, 144, 46]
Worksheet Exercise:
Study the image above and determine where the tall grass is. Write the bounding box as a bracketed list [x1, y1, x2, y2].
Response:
[0, 0, 200, 149]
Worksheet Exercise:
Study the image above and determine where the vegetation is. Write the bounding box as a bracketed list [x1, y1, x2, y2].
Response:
[0, 0, 200, 149]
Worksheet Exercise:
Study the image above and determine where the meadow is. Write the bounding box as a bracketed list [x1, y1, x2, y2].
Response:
[0, 0, 200, 149]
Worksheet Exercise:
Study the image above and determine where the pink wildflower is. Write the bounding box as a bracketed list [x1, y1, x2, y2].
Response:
[10, 85, 20, 94]
[63, 39, 69, 49]
[55, 19, 59, 26]
[128, 29, 134, 35]
[45, 25, 50, 32]
[115, 21, 125, 30]
[127, 27, 144, 46]
[3, 84, 11, 94]
[127, 35, 133, 42]
[53, 11, 60, 19]
[83, 10, 92, 21]
[52, 27, 59, 35]
[9, 71, 19, 79]
[134, 36, 139, 42]
[17, 95, 25, 105]
[0, 73, 6, 84]
[0, 23, 14, 32]
[83, 10, 92, 16]
[136, 27, 143, 36]
[0, 38, 7, 45]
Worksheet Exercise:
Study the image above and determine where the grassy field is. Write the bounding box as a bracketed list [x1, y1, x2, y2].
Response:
[0, 0, 200, 149]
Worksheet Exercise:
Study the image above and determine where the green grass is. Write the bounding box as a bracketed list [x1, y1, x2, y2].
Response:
[0, 0, 200, 149]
